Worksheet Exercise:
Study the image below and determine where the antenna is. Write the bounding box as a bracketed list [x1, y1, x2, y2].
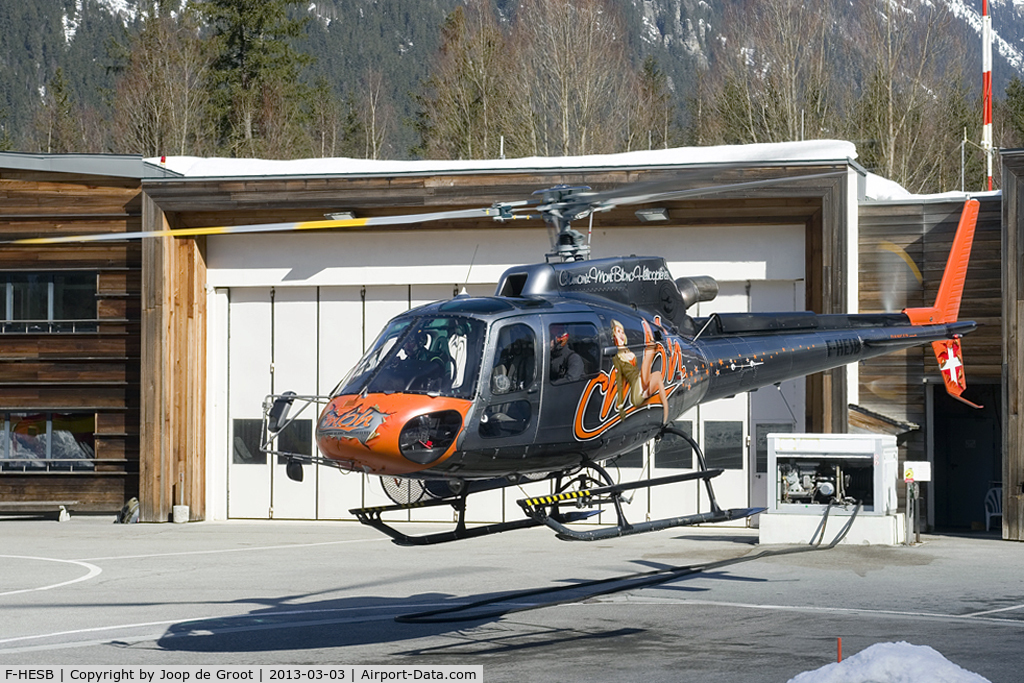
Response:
[461, 245, 479, 295]
[982, 0, 993, 191]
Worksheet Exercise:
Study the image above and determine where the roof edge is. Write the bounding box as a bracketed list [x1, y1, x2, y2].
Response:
[0, 151, 182, 179]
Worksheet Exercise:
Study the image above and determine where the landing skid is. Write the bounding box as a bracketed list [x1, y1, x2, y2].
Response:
[350, 426, 763, 546]
[518, 469, 762, 541]
[350, 492, 600, 546]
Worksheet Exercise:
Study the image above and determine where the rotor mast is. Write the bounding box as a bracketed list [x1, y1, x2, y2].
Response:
[533, 185, 598, 262]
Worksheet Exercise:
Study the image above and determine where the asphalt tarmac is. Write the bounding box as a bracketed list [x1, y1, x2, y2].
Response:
[1, 515, 1021, 682]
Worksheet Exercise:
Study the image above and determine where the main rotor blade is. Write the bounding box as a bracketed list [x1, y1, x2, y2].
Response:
[4, 206, 505, 245]
[585, 170, 848, 211]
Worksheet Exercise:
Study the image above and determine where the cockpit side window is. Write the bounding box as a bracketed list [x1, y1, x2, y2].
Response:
[489, 323, 536, 395]
[480, 323, 536, 439]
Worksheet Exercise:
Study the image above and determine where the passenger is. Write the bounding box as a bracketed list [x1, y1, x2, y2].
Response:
[550, 325, 584, 384]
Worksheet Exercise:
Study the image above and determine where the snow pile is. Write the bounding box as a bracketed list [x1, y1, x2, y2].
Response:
[789, 642, 991, 683]
[863, 173, 914, 201]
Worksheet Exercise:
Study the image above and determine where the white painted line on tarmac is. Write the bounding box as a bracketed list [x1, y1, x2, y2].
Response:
[75, 536, 387, 562]
[0, 555, 102, 597]
[962, 603, 1024, 617]
[598, 595, 1024, 627]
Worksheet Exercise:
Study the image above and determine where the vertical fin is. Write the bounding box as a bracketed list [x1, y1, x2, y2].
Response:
[904, 199, 980, 325]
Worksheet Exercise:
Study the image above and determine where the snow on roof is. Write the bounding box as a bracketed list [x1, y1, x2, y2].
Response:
[789, 641, 991, 683]
[145, 139, 858, 178]
[145, 140, 999, 203]
[862, 172, 1000, 203]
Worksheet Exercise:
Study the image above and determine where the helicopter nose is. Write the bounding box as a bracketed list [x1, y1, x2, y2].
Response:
[316, 394, 469, 475]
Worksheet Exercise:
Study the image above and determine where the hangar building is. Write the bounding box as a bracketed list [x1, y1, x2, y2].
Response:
[0, 142, 1016, 539]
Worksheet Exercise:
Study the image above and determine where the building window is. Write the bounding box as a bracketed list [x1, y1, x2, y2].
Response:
[233, 419, 266, 465]
[615, 444, 646, 468]
[1, 412, 96, 471]
[232, 418, 311, 465]
[2, 272, 97, 333]
[704, 421, 744, 470]
[755, 423, 794, 473]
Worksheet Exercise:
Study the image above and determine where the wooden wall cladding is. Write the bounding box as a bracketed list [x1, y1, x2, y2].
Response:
[138, 192, 207, 522]
[0, 170, 142, 513]
[0, 474, 126, 512]
[858, 198, 1003, 466]
[1002, 151, 1024, 541]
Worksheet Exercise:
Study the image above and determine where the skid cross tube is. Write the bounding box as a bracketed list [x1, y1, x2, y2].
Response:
[516, 426, 761, 541]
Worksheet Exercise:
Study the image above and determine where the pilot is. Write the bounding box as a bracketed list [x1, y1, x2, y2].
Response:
[376, 328, 443, 392]
[550, 325, 584, 384]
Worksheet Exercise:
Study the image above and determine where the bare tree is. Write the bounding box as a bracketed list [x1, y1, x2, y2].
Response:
[415, 3, 511, 159]
[307, 78, 346, 158]
[359, 68, 395, 159]
[112, 8, 211, 156]
[701, 0, 844, 145]
[509, 0, 632, 156]
[849, 0, 966, 192]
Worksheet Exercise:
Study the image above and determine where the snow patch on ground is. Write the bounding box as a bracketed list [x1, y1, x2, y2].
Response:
[62, 0, 83, 43]
[943, 0, 1024, 72]
[789, 642, 991, 683]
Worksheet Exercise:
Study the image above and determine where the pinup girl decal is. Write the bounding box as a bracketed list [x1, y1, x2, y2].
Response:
[611, 319, 669, 424]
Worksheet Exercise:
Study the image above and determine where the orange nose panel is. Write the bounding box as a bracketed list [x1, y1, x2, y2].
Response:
[316, 394, 471, 475]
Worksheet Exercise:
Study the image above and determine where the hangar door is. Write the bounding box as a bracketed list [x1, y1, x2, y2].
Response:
[225, 284, 486, 520]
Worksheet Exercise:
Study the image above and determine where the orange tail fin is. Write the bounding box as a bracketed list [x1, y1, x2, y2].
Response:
[903, 199, 983, 408]
[903, 199, 979, 325]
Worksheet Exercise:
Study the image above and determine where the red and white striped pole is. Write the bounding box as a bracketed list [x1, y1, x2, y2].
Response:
[982, 0, 993, 191]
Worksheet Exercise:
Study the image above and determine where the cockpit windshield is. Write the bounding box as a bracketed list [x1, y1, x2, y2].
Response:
[336, 316, 485, 399]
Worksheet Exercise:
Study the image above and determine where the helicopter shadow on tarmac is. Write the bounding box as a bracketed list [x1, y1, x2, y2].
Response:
[154, 564, 765, 654]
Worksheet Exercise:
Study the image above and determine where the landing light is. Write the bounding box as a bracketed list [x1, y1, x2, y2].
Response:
[635, 208, 669, 222]
[399, 411, 463, 464]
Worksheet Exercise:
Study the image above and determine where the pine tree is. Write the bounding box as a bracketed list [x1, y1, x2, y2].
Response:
[1007, 77, 1024, 147]
[627, 57, 677, 151]
[194, 0, 313, 157]
[33, 68, 83, 153]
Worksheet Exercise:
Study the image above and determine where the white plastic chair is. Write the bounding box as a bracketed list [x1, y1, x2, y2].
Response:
[985, 487, 1003, 532]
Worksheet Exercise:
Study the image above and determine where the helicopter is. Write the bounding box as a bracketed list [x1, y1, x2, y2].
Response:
[12, 173, 981, 545]
[255, 183, 980, 546]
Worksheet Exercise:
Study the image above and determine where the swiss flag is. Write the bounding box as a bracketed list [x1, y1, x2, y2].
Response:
[932, 337, 981, 408]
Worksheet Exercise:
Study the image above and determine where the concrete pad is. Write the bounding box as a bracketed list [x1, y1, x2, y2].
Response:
[0, 516, 1019, 682]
